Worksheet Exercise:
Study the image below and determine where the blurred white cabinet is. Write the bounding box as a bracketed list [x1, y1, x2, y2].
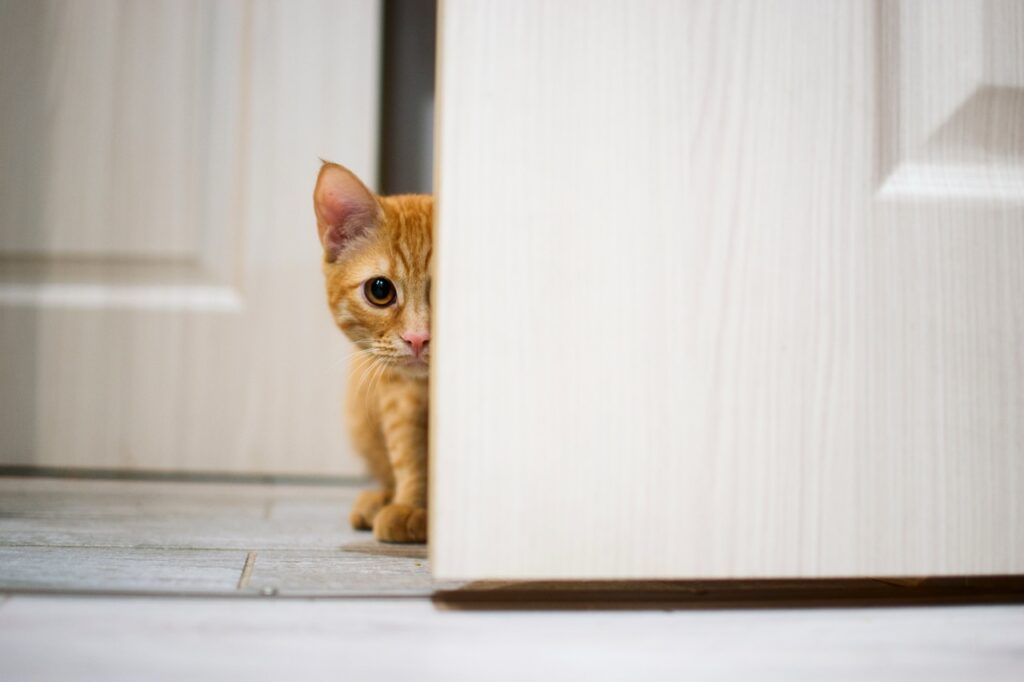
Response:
[0, 0, 380, 475]
[432, 1, 1024, 578]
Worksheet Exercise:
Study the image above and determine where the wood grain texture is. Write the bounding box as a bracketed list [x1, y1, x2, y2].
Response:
[431, 0, 1024, 578]
[878, 0, 1024, 198]
[0, 0, 382, 475]
[0, 0, 207, 258]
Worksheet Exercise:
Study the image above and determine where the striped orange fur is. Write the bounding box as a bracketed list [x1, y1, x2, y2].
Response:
[313, 162, 431, 543]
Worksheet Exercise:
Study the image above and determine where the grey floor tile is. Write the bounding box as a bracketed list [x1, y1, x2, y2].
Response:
[240, 548, 457, 597]
[0, 476, 453, 596]
[0, 546, 246, 593]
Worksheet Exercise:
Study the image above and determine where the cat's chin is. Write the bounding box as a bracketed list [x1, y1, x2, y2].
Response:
[392, 358, 430, 379]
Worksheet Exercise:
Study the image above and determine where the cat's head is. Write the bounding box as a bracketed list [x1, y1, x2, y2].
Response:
[313, 162, 432, 379]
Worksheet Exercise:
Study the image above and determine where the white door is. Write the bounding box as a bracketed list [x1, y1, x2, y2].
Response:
[432, 0, 1024, 578]
[0, 0, 380, 476]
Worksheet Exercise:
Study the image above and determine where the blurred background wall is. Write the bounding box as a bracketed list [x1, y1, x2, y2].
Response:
[0, 0, 435, 477]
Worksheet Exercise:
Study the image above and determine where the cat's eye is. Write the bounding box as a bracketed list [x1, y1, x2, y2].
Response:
[364, 277, 396, 307]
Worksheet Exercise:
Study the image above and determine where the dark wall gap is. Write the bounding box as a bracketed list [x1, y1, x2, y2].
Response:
[379, 0, 437, 196]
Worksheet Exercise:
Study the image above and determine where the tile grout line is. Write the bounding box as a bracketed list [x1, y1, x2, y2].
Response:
[236, 551, 257, 591]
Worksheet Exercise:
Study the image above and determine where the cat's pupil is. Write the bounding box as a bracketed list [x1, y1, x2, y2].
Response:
[366, 277, 395, 306]
[371, 278, 390, 299]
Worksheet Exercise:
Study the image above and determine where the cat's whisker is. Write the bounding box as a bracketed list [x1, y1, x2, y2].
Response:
[345, 346, 372, 360]
[365, 361, 386, 411]
[343, 353, 373, 379]
[334, 346, 374, 371]
[360, 353, 392, 398]
[366, 358, 385, 401]
[354, 355, 380, 395]
[374, 355, 393, 385]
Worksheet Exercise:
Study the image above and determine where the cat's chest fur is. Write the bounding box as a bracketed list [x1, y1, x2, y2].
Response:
[344, 366, 428, 490]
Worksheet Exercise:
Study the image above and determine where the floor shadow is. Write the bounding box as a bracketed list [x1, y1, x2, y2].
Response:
[342, 540, 428, 560]
[432, 576, 1024, 611]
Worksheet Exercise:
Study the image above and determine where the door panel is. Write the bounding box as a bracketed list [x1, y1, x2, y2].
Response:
[0, 1, 207, 258]
[432, 0, 1023, 578]
[879, 0, 1024, 199]
[0, 0, 381, 475]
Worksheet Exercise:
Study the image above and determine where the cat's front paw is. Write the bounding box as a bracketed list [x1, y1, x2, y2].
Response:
[350, 489, 392, 530]
[373, 503, 427, 543]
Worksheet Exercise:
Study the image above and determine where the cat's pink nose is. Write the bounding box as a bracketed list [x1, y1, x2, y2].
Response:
[401, 331, 430, 358]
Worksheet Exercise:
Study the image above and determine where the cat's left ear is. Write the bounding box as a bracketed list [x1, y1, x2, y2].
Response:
[313, 162, 382, 261]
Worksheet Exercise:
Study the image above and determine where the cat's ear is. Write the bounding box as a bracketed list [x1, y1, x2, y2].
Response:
[313, 162, 382, 261]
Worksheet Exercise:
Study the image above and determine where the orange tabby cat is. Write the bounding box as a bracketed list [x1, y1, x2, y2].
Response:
[313, 162, 431, 543]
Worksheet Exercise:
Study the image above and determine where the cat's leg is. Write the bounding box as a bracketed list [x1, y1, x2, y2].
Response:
[350, 489, 391, 530]
[347, 437, 394, 530]
[372, 383, 428, 543]
[345, 382, 395, 531]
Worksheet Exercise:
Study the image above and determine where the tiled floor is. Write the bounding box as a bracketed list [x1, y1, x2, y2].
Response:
[0, 476, 445, 596]
[1, 476, 1022, 681]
